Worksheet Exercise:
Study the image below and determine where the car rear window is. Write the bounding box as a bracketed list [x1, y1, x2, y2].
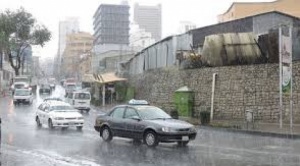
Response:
[15, 84, 25, 89]
[74, 93, 90, 99]
[15, 90, 30, 96]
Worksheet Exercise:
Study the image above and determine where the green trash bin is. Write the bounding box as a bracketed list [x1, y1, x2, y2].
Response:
[173, 86, 194, 117]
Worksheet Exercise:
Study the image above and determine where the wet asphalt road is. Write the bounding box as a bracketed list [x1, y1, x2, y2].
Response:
[1, 86, 300, 166]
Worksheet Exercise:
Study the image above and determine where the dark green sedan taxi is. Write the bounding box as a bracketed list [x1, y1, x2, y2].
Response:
[94, 100, 197, 147]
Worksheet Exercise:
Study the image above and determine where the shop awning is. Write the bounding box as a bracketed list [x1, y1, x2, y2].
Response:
[93, 72, 127, 84]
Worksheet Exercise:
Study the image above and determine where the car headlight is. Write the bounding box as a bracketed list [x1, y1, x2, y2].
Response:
[77, 117, 84, 120]
[162, 127, 176, 133]
[54, 117, 64, 120]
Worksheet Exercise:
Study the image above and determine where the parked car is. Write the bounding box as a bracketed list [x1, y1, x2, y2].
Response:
[66, 91, 91, 112]
[35, 101, 84, 130]
[39, 84, 52, 95]
[13, 89, 34, 105]
[94, 100, 197, 147]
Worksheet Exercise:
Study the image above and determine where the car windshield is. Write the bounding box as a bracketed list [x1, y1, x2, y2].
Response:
[75, 93, 90, 99]
[14, 90, 30, 96]
[49, 105, 76, 112]
[14, 84, 25, 89]
[137, 107, 171, 120]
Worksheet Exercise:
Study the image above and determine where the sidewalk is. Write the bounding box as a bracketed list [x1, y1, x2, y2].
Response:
[202, 120, 300, 139]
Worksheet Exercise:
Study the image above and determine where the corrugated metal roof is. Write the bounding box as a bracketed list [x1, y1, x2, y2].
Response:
[202, 32, 262, 67]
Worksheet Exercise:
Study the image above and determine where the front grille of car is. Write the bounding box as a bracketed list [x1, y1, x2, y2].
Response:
[65, 118, 77, 120]
[176, 128, 190, 132]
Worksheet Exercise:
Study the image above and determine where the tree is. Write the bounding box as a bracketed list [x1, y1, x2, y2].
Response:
[0, 8, 51, 76]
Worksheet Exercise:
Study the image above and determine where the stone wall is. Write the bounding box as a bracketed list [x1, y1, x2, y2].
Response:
[129, 62, 300, 123]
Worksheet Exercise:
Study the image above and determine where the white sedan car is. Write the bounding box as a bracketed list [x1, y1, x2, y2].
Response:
[35, 101, 84, 130]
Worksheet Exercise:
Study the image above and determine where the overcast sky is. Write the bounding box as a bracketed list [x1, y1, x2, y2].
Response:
[0, 0, 273, 59]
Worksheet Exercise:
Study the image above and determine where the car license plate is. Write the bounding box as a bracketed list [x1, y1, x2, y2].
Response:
[182, 136, 189, 141]
[69, 122, 75, 126]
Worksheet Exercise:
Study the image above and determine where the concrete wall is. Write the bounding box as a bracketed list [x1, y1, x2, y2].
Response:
[218, 0, 300, 23]
[129, 62, 300, 123]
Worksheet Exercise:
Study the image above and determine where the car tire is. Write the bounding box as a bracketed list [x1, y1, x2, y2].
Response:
[144, 130, 159, 147]
[101, 126, 113, 142]
[177, 141, 189, 147]
[48, 119, 54, 129]
[36, 116, 42, 127]
[76, 126, 83, 130]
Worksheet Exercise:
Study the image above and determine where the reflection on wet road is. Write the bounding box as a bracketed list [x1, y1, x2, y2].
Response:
[1, 85, 300, 166]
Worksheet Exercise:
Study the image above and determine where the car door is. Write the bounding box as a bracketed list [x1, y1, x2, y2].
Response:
[109, 107, 126, 137]
[123, 107, 145, 139]
[42, 104, 50, 124]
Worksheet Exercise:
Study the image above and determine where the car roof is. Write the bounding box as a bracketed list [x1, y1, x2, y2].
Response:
[114, 105, 157, 110]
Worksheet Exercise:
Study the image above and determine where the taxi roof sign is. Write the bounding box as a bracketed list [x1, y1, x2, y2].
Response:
[128, 99, 149, 105]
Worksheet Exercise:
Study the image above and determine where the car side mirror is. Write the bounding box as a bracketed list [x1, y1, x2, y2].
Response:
[131, 116, 141, 121]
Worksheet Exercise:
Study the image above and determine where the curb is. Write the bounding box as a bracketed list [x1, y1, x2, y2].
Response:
[199, 126, 300, 139]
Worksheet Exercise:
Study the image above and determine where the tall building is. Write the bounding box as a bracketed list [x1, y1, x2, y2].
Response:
[93, 4, 130, 45]
[61, 32, 93, 78]
[130, 23, 155, 49]
[55, 17, 79, 78]
[134, 3, 162, 42]
[58, 18, 80, 56]
[218, 0, 300, 22]
[21, 46, 32, 75]
[31, 56, 40, 77]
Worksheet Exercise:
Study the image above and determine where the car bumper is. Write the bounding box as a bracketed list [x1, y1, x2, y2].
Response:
[157, 132, 197, 142]
[74, 106, 90, 110]
[52, 120, 84, 127]
[14, 99, 30, 103]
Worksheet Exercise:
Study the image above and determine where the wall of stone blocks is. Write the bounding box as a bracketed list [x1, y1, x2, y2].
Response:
[128, 62, 300, 123]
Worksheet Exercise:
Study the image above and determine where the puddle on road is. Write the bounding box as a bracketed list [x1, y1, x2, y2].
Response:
[2, 144, 101, 166]
[18, 149, 101, 166]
